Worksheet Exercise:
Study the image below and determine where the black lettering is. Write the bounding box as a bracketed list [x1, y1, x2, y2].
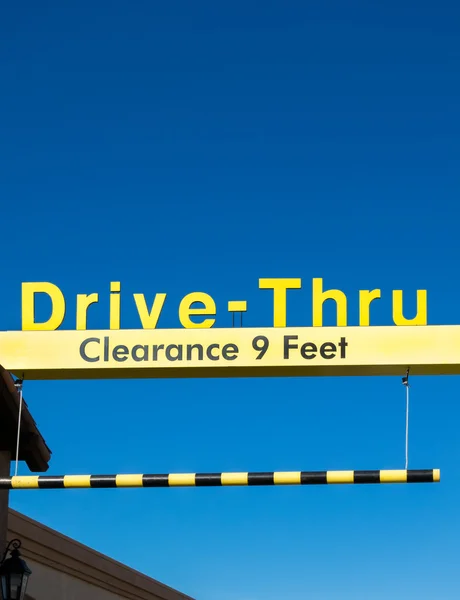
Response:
[186, 344, 204, 360]
[132, 344, 149, 362]
[300, 342, 317, 359]
[284, 335, 298, 359]
[206, 344, 220, 361]
[320, 342, 336, 359]
[222, 343, 238, 361]
[338, 337, 348, 358]
[80, 337, 100, 362]
[113, 345, 129, 362]
[152, 344, 164, 360]
[104, 336, 109, 361]
[166, 344, 183, 361]
[252, 335, 269, 359]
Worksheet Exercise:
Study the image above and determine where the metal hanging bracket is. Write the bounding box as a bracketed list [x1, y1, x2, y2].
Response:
[402, 368, 410, 387]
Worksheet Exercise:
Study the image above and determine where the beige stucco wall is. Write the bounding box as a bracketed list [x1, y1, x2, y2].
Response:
[25, 559, 129, 600]
[7, 509, 194, 600]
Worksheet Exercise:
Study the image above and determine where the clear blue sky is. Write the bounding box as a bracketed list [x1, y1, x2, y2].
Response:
[1, 1, 459, 598]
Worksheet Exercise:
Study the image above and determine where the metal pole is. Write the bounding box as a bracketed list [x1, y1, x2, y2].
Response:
[0, 468, 440, 489]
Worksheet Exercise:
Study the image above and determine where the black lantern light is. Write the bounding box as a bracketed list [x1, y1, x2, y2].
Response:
[0, 539, 32, 600]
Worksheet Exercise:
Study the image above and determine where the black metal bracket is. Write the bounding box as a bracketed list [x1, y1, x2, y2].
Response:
[1, 539, 21, 564]
[402, 368, 410, 387]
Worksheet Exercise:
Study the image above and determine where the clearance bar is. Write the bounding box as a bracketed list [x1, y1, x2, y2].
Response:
[1, 325, 460, 380]
[0, 469, 440, 489]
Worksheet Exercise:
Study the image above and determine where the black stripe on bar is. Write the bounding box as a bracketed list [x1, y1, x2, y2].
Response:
[354, 471, 380, 484]
[142, 474, 169, 487]
[0, 478, 12, 489]
[90, 475, 117, 488]
[38, 476, 65, 489]
[301, 471, 327, 484]
[195, 473, 222, 486]
[407, 470, 434, 483]
[248, 472, 274, 485]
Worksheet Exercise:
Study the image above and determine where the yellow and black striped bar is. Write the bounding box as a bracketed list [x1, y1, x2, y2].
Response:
[0, 469, 440, 489]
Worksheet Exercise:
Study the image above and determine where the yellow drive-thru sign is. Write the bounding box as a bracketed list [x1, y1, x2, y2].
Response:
[1, 325, 459, 380]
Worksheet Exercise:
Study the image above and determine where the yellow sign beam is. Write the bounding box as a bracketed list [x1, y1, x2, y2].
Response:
[0, 469, 441, 489]
[0, 325, 459, 380]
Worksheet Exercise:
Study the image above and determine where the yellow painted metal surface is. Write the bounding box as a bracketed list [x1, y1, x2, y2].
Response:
[168, 473, 196, 486]
[326, 470, 354, 484]
[116, 474, 143, 487]
[1, 325, 459, 380]
[11, 476, 39, 489]
[379, 470, 407, 483]
[63, 475, 91, 488]
[221, 472, 249, 485]
[274, 471, 302, 484]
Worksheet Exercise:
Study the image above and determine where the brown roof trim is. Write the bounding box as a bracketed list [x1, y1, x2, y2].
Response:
[0, 366, 51, 472]
[8, 509, 195, 600]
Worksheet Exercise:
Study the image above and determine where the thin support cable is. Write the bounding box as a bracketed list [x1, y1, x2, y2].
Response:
[405, 384, 410, 469]
[14, 378, 24, 477]
[402, 369, 410, 470]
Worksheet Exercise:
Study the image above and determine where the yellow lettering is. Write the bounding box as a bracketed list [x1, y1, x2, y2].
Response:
[259, 278, 302, 327]
[22, 282, 65, 331]
[393, 290, 427, 325]
[76, 293, 99, 330]
[312, 278, 347, 326]
[359, 289, 381, 326]
[134, 293, 166, 329]
[179, 292, 216, 328]
[110, 282, 121, 330]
